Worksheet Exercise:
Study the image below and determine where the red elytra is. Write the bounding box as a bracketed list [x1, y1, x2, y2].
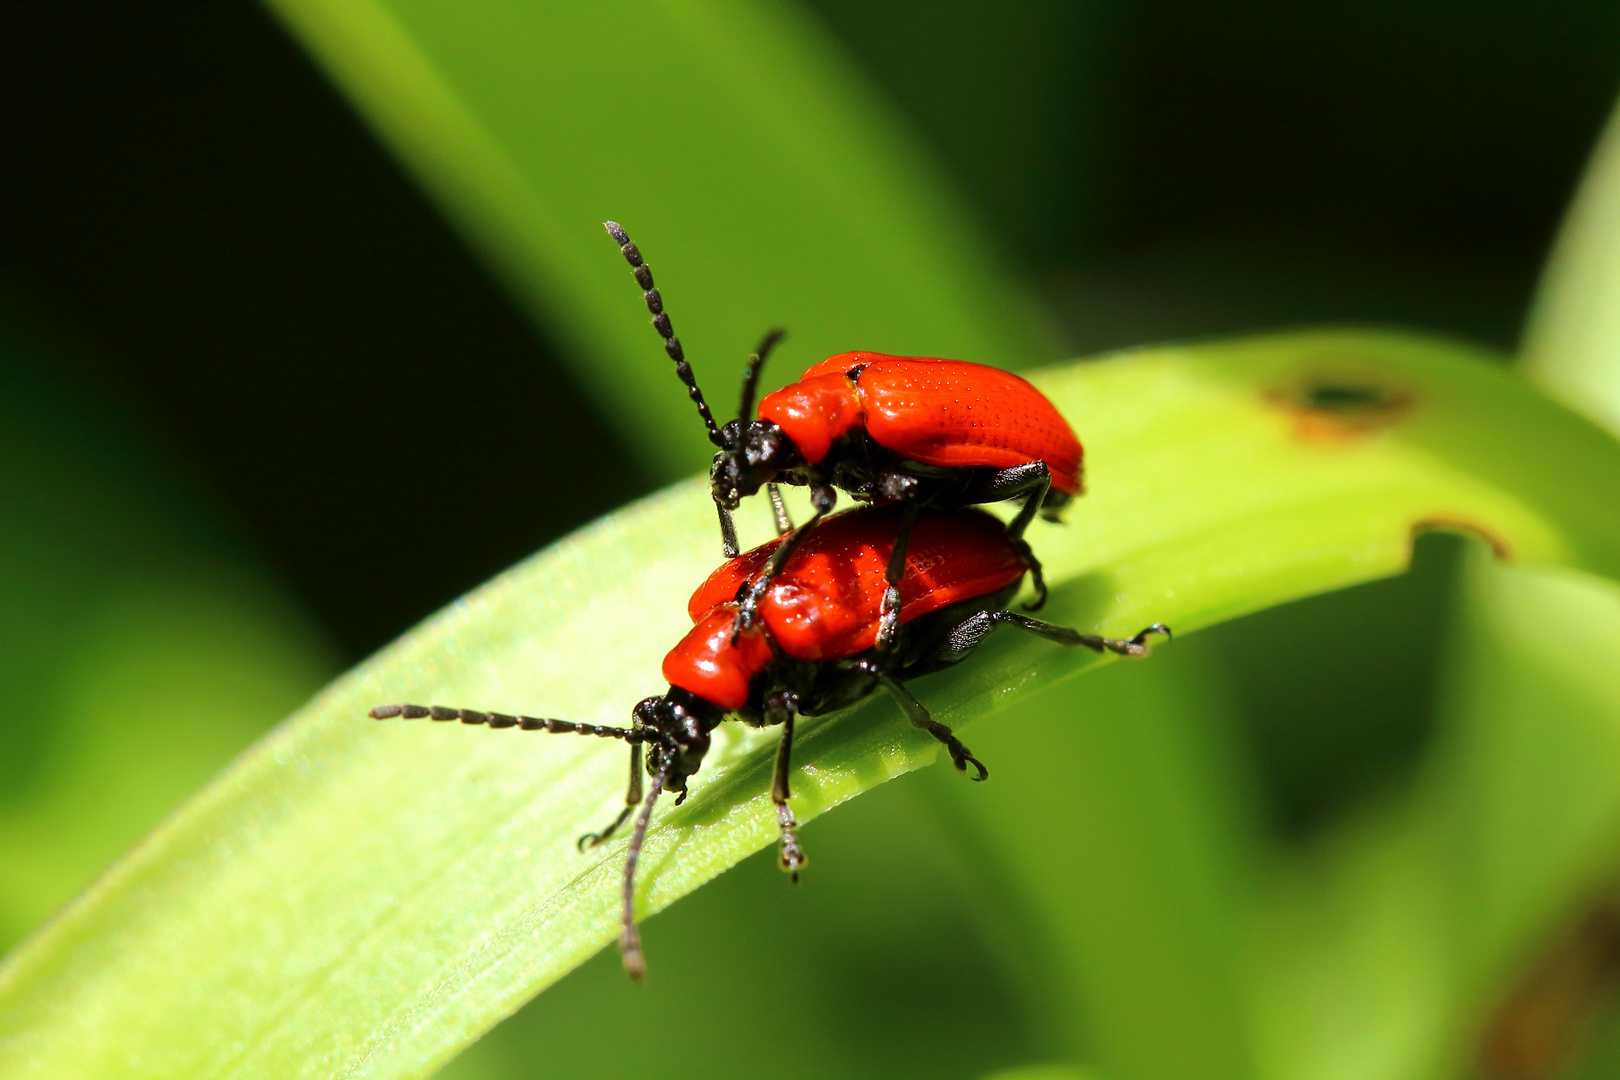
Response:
[758, 352, 1084, 495]
[664, 507, 1028, 708]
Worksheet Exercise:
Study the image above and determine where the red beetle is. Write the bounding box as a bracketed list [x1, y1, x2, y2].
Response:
[371, 505, 1166, 979]
[604, 222, 1083, 650]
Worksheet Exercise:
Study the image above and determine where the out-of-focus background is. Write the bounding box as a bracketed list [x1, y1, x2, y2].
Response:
[4, 3, 1620, 1078]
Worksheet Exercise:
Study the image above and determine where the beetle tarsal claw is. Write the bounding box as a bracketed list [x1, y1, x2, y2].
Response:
[620, 930, 647, 982]
[776, 803, 807, 882]
[953, 753, 989, 781]
[1125, 623, 1174, 653]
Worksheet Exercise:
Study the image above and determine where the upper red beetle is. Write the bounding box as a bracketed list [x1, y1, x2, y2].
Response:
[604, 221, 1083, 650]
[372, 504, 1166, 980]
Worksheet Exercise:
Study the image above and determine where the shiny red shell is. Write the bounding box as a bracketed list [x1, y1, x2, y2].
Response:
[662, 605, 774, 711]
[687, 506, 1028, 667]
[756, 352, 1083, 494]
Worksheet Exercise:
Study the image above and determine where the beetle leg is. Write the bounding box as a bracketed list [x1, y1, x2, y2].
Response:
[915, 611, 1171, 674]
[874, 501, 919, 652]
[962, 462, 1051, 538]
[1002, 463, 1052, 543]
[876, 673, 987, 781]
[1019, 546, 1049, 612]
[578, 741, 645, 851]
[618, 757, 673, 982]
[732, 484, 836, 643]
[988, 612, 1171, 657]
[961, 462, 1052, 609]
[767, 482, 795, 536]
[717, 501, 740, 559]
[765, 690, 807, 881]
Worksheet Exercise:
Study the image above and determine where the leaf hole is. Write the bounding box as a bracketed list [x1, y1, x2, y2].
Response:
[1267, 371, 1414, 443]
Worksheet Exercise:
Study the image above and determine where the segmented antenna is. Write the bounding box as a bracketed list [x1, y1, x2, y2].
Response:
[736, 328, 786, 426]
[604, 221, 725, 448]
[619, 759, 672, 981]
[369, 704, 644, 740]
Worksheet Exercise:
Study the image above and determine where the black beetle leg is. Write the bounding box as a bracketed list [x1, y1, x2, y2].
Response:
[874, 501, 919, 652]
[578, 741, 645, 851]
[766, 690, 807, 881]
[732, 484, 836, 643]
[987, 612, 1171, 657]
[767, 482, 795, 536]
[876, 672, 988, 781]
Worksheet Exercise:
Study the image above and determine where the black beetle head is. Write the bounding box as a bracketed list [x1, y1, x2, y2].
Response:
[710, 421, 800, 511]
[634, 693, 715, 795]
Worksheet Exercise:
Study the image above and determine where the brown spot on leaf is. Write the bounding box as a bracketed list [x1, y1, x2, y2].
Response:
[1267, 370, 1414, 443]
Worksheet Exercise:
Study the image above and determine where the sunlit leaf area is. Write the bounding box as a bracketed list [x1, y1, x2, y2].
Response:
[3, 4, 1620, 1079]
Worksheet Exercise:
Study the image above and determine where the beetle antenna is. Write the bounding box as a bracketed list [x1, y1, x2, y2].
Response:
[604, 221, 725, 449]
[618, 758, 671, 981]
[736, 328, 786, 428]
[369, 704, 643, 741]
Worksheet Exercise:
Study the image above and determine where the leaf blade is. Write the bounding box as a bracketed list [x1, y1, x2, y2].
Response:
[2, 330, 1618, 1079]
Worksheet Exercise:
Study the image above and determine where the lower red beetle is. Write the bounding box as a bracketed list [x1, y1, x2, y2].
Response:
[371, 505, 1167, 979]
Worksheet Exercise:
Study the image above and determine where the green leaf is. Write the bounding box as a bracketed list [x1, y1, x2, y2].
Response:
[442, 776, 1054, 1080]
[263, 0, 1052, 481]
[3, 329, 1618, 1080]
[1523, 92, 1620, 433]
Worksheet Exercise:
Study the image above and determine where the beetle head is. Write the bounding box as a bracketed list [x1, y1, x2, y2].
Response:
[710, 420, 800, 511]
[634, 692, 716, 797]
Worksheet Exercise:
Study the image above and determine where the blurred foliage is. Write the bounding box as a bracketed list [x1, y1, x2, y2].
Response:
[2, 3, 1620, 1080]
[0, 301, 334, 953]
[1477, 80, 1620, 1080]
[0, 3, 652, 657]
[1525, 100, 1620, 435]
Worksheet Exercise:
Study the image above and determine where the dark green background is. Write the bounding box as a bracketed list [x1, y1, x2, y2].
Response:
[5, 1, 1616, 658]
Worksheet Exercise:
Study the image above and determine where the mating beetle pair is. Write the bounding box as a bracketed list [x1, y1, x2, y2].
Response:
[371, 224, 1168, 978]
